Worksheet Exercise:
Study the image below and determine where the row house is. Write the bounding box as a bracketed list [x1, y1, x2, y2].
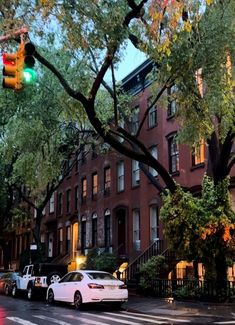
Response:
[1, 59, 235, 279]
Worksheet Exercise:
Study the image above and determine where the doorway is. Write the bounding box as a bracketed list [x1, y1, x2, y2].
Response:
[116, 209, 126, 256]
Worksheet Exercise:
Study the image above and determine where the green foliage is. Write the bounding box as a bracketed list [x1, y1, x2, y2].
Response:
[139, 256, 168, 290]
[81, 248, 118, 273]
[161, 175, 235, 279]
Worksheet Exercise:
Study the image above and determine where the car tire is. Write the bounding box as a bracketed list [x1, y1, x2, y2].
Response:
[47, 289, 54, 304]
[74, 291, 82, 310]
[27, 286, 34, 300]
[46, 272, 61, 285]
[12, 285, 17, 298]
[4, 285, 9, 296]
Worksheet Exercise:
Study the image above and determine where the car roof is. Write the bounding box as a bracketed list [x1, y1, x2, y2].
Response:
[72, 270, 110, 273]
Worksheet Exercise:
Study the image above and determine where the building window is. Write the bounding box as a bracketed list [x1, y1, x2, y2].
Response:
[150, 205, 159, 242]
[130, 105, 139, 134]
[168, 134, 179, 173]
[66, 189, 71, 213]
[58, 228, 63, 255]
[148, 97, 157, 128]
[81, 177, 87, 203]
[167, 85, 177, 117]
[117, 161, 124, 192]
[92, 213, 98, 247]
[149, 145, 158, 177]
[133, 209, 140, 251]
[104, 210, 111, 250]
[81, 219, 86, 254]
[49, 193, 54, 213]
[66, 226, 71, 252]
[74, 186, 78, 211]
[92, 172, 98, 200]
[132, 160, 140, 187]
[104, 166, 111, 196]
[58, 193, 63, 215]
[192, 140, 205, 166]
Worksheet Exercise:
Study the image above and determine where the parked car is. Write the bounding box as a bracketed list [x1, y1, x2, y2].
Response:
[46, 270, 128, 309]
[0, 272, 19, 296]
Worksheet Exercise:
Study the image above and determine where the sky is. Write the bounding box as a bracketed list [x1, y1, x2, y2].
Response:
[115, 41, 147, 82]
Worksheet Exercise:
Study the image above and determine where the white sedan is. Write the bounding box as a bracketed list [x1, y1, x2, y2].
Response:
[46, 270, 128, 309]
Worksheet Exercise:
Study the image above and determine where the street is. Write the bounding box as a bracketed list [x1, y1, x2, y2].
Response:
[0, 295, 235, 325]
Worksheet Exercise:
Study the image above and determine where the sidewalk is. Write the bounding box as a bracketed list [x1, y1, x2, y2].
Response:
[123, 293, 235, 318]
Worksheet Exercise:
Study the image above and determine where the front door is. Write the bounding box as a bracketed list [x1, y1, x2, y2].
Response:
[116, 209, 126, 255]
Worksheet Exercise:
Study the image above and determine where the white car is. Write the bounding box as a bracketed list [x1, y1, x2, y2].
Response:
[46, 270, 128, 309]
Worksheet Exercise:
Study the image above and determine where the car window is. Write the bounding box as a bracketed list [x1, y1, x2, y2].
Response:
[86, 272, 117, 280]
[59, 273, 73, 283]
[70, 273, 83, 282]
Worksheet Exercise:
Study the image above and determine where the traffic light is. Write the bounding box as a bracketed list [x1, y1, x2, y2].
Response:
[22, 42, 37, 84]
[2, 51, 20, 90]
[2, 41, 37, 91]
[18, 41, 37, 85]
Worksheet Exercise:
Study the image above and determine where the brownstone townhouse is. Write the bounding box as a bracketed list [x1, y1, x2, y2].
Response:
[1, 59, 235, 280]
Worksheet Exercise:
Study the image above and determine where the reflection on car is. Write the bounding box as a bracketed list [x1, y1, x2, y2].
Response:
[0, 272, 19, 296]
[46, 270, 128, 309]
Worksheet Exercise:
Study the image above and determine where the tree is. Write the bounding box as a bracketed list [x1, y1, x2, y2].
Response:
[0, 0, 234, 281]
[0, 50, 95, 253]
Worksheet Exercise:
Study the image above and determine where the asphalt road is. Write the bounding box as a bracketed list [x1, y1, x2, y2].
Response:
[0, 294, 234, 325]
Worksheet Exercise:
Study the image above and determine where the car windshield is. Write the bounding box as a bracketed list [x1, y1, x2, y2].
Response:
[86, 272, 117, 280]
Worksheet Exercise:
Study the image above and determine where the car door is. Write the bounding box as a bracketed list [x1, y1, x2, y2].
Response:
[54, 273, 73, 302]
[63, 272, 83, 303]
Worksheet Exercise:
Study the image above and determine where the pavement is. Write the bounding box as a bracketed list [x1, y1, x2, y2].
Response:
[123, 293, 235, 319]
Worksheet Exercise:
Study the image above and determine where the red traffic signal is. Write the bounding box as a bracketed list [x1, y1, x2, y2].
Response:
[2, 52, 20, 90]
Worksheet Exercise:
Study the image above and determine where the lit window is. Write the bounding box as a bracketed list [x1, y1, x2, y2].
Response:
[104, 167, 111, 196]
[192, 140, 205, 166]
[81, 177, 87, 203]
[92, 172, 98, 200]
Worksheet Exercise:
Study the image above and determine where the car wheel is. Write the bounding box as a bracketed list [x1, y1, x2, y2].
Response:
[27, 286, 34, 300]
[47, 289, 54, 304]
[4, 285, 9, 296]
[47, 272, 61, 285]
[12, 285, 17, 298]
[74, 291, 82, 310]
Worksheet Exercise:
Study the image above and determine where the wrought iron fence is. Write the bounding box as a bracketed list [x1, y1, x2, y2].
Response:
[138, 279, 235, 302]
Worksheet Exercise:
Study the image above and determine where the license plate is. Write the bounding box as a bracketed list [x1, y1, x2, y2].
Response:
[34, 283, 41, 287]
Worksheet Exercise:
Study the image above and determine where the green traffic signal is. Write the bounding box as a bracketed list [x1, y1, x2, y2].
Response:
[23, 68, 37, 83]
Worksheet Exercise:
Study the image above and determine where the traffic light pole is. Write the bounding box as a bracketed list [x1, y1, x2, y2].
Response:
[0, 27, 28, 44]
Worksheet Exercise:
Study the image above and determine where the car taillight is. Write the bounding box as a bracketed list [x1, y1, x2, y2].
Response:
[88, 283, 104, 289]
[119, 284, 127, 289]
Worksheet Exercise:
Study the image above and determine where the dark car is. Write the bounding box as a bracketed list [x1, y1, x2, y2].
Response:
[0, 272, 19, 296]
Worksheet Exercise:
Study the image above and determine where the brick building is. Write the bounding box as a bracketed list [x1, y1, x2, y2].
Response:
[1, 59, 235, 277]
